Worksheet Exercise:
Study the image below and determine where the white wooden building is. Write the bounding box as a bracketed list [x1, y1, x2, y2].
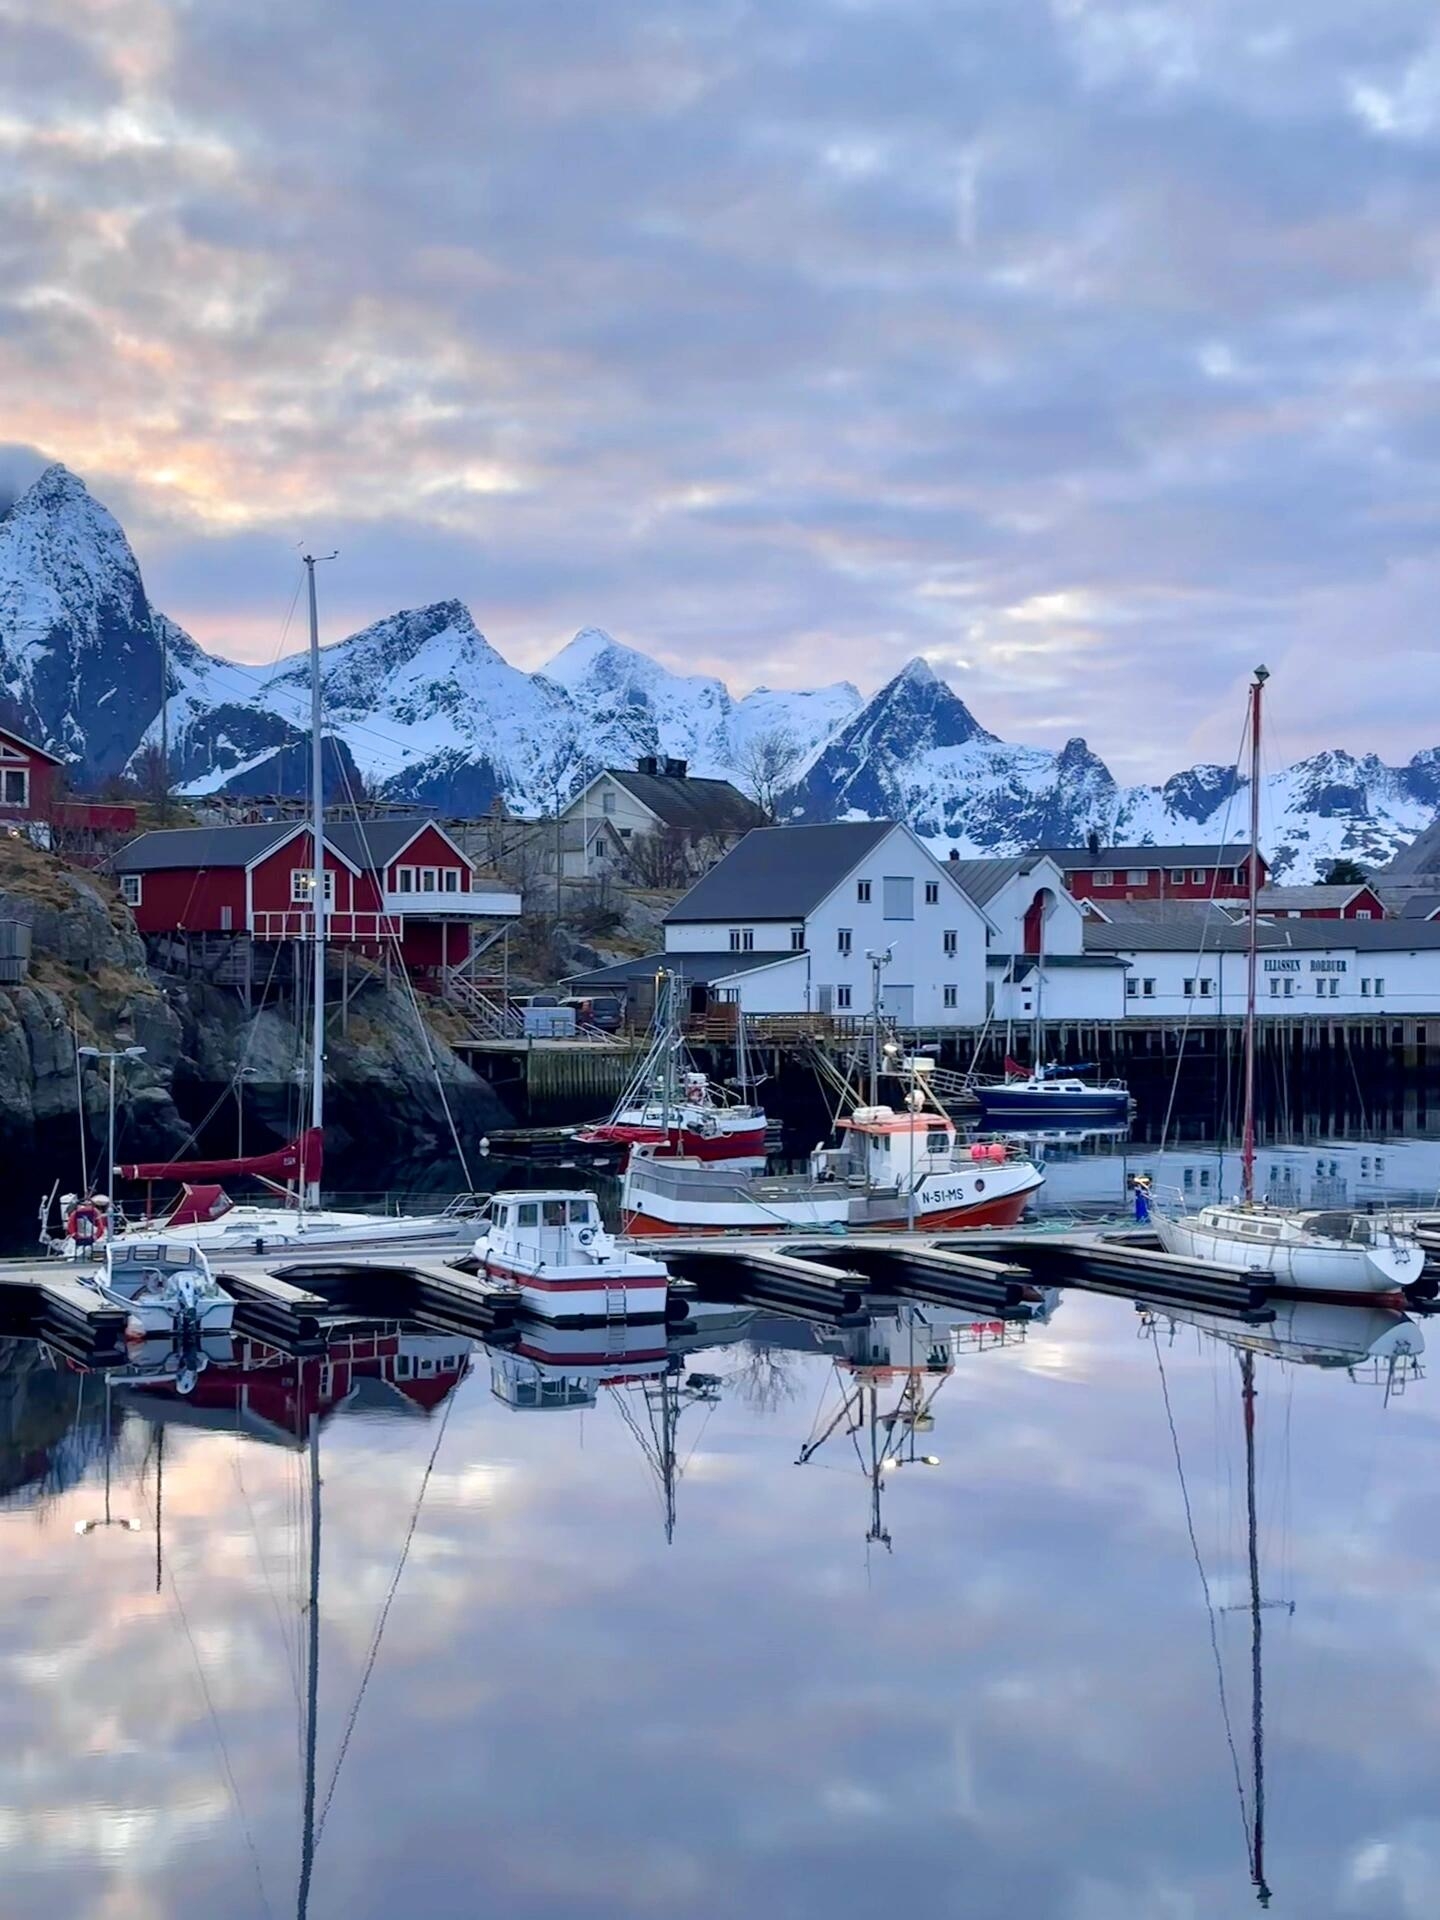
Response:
[1083, 909, 1440, 1018]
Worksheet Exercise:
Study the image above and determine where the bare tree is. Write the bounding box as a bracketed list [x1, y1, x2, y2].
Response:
[622, 825, 698, 889]
[733, 725, 803, 822]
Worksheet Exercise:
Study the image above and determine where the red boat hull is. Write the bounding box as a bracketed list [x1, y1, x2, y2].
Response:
[575, 1121, 767, 1164]
[623, 1185, 1036, 1238]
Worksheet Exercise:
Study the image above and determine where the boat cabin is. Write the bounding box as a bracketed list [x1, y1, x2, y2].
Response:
[825, 1106, 958, 1184]
[490, 1356, 598, 1412]
[104, 1239, 213, 1303]
[483, 1191, 609, 1264]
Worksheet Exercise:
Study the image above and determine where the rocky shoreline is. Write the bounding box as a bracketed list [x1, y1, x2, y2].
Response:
[0, 842, 512, 1249]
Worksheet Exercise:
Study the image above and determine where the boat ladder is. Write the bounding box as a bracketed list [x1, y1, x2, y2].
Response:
[604, 1278, 628, 1330]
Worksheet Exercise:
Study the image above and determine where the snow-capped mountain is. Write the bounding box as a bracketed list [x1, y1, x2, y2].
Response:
[3, 462, 1439, 879]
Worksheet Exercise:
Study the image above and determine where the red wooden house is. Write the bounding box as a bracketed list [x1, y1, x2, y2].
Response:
[1255, 883, 1386, 920]
[114, 815, 520, 979]
[0, 721, 136, 845]
[1043, 843, 1267, 906]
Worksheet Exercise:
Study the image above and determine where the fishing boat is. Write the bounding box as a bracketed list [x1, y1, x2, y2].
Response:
[471, 1189, 671, 1320]
[1153, 668, 1424, 1299]
[574, 975, 768, 1168]
[82, 1238, 236, 1341]
[621, 1103, 1043, 1236]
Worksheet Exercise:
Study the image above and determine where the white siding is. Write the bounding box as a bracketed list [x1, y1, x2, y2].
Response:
[666, 823, 989, 1023]
[1109, 943, 1440, 1017]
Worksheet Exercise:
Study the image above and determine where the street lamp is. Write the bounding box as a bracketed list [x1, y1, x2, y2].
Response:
[77, 1044, 147, 1202]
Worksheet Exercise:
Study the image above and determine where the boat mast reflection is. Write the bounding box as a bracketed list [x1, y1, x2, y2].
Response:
[1142, 1298, 1423, 1906]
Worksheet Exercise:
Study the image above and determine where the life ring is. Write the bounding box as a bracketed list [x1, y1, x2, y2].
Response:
[66, 1202, 106, 1243]
[686, 1084, 704, 1105]
[576, 1225, 597, 1248]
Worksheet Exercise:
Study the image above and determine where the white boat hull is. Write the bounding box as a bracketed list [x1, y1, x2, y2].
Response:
[1155, 1210, 1424, 1297]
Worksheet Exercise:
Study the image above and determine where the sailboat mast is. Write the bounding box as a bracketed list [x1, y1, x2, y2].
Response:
[1241, 1349, 1270, 1907]
[1033, 903, 1044, 1073]
[1241, 667, 1268, 1207]
[303, 555, 328, 1210]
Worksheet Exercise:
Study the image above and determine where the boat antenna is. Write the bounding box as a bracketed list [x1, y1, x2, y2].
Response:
[302, 552, 336, 1215]
[1241, 666, 1268, 1208]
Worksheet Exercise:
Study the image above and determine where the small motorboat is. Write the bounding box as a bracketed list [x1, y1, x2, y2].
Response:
[974, 1070, 1131, 1125]
[471, 1190, 671, 1322]
[84, 1239, 236, 1341]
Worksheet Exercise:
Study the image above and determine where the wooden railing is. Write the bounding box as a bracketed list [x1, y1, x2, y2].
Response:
[252, 911, 401, 941]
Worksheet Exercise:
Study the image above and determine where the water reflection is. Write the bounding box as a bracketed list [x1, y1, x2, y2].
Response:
[3, 1267, 1440, 1917]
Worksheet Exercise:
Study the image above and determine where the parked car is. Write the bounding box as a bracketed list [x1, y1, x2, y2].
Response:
[562, 993, 623, 1033]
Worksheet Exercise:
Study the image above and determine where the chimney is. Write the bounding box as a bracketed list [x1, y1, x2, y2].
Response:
[663, 757, 687, 779]
[947, 847, 960, 863]
[1087, 828, 1101, 856]
[637, 755, 659, 777]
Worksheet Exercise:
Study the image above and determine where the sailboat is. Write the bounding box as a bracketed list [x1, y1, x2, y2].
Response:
[1153, 669, 1424, 1299]
[86, 558, 480, 1258]
[574, 973, 769, 1168]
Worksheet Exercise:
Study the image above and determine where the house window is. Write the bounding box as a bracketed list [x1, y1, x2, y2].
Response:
[1170, 868, 1186, 884]
[1361, 977, 1370, 996]
[836, 985, 852, 1009]
[943, 985, 957, 1009]
[0, 768, 28, 808]
[602, 788, 616, 815]
[882, 876, 914, 920]
[443, 868, 460, 892]
[420, 867, 438, 891]
[396, 867, 414, 893]
[1192, 869, 1206, 884]
[856, 880, 871, 903]
[943, 930, 957, 957]
[1093, 869, 1114, 886]
[1329, 978, 1340, 997]
[790, 925, 804, 951]
[1126, 868, 1149, 885]
[1142, 978, 1155, 997]
[1315, 977, 1326, 996]
[728, 927, 754, 952]
[1199, 978, 1213, 997]
[837, 927, 852, 956]
[1283, 978, 1294, 997]
[1375, 977, 1385, 996]
[924, 881, 939, 905]
[1270, 978, 1280, 996]
[1125, 977, 1138, 999]
[1356, 909, 1372, 920]
[1183, 977, 1195, 997]
[120, 873, 142, 908]
[291, 869, 335, 906]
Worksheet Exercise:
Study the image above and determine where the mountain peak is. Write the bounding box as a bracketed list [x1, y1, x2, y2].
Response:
[897, 655, 941, 688]
[542, 626, 648, 687]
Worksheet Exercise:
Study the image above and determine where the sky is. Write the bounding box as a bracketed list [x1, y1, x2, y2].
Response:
[4, 0, 1440, 776]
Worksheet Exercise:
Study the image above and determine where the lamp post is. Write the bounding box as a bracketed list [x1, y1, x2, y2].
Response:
[77, 1044, 147, 1200]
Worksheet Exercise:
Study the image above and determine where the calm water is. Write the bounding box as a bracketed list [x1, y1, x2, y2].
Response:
[5, 1138, 1440, 1919]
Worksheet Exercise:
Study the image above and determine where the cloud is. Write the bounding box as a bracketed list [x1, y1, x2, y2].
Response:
[4, 0, 1440, 773]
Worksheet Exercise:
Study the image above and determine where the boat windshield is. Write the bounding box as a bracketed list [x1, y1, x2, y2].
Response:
[113, 1242, 201, 1269]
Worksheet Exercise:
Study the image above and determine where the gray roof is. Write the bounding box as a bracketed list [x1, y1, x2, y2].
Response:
[664, 820, 896, 923]
[607, 768, 766, 835]
[564, 949, 805, 988]
[115, 822, 295, 871]
[1400, 895, 1440, 920]
[1256, 884, 1376, 910]
[944, 854, 1044, 908]
[1041, 843, 1252, 870]
[1084, 914, 1440, 955]
[116, 816, 455, 875]
[987, 953, 1129, 974]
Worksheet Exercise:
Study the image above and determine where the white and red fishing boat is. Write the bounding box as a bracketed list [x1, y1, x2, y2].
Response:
[472, 1189, 671, 1320]
[576, 1069, 768, 1167]
[621, 1104, 1043, 1237]
[574, 975, 768, 1169]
